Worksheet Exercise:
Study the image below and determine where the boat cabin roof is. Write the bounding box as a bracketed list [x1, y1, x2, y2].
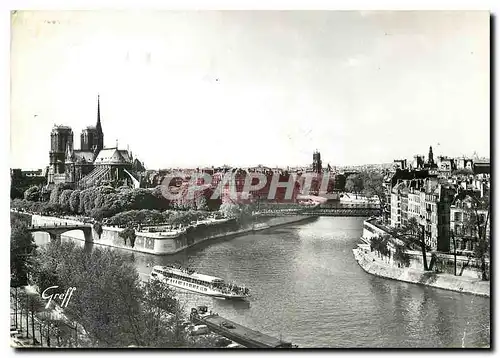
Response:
[153, 266, 224, 283]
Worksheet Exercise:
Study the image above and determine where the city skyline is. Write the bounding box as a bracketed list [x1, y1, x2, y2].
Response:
[11, 11, 490, 169]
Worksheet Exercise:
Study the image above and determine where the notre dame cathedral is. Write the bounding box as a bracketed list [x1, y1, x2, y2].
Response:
[47, 95, 145, 189]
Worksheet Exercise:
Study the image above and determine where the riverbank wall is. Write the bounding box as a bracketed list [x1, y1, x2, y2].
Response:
[29, 213, 313, 255]
[353, 245, 490, 297]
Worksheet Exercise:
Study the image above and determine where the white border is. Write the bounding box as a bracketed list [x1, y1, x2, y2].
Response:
[2, 1, 497, 358]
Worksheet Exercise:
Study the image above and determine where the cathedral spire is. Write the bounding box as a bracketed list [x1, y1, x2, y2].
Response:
[96, 94, 102, 132]
[95, 94, 104, 152]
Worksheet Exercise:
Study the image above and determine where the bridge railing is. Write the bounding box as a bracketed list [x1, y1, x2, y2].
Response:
[29, 222, 90, 229]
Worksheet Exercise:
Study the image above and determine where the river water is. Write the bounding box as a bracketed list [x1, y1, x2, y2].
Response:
[33, 216, 490, 348]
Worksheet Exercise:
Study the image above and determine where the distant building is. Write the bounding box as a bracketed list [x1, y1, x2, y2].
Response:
[10, 168, 47, 199]
[412, 155, 425, 170]
[393, 159, 407, 170]
[437, 156, 455, 175]
[473, 160, 490, 175]
[456, 158, 474, 171]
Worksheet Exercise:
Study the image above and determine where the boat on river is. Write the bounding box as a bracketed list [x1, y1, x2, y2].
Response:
[149, 265, 250, 300]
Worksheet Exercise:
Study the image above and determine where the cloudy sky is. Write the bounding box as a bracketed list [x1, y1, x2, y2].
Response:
[10, 10, 489, 169]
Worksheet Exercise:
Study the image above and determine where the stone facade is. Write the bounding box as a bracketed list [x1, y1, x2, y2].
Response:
[47, 96, 142, 189]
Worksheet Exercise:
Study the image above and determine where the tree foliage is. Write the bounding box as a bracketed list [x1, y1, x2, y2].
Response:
[29, 241, 212, 348]
[24, 186, 41, 201]
[31, 241, 143, 347]
[119, 227, 136, 247]
[59, 189, 73, 212]
[359, 171, 385, 203]
[345, 174, 364, 197]
[11, 170, 46, 200]
[219, 202, 241, 218]
[196, 196, 208, 211]
[370, 235, 391, 257]
[49, 183, 71, 204]
[391, 217, 431, 271]
[69, 190, 81, 213]
[11, 213, 37, 287]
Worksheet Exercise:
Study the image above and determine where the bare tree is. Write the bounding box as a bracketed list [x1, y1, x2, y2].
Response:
[462, 194, 490, 280]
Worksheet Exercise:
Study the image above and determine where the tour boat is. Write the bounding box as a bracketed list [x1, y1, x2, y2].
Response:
[149, 265, 250, 300]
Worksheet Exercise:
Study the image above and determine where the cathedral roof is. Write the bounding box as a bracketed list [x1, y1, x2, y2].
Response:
[94, 148, 131, 164]
[118, 150, 132, 162]
[73, 150, 95, 163]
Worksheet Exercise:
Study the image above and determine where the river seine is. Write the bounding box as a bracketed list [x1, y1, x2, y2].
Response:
[34, 216, 490, 348]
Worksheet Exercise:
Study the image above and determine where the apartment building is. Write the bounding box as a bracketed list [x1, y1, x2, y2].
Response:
[450, 192, 490, 254]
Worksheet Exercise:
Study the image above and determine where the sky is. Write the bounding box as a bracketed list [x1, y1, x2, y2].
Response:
[10, 10, 490, 170]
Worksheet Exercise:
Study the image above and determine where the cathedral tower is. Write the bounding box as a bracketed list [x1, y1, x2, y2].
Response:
[80, 94, 104, 152]
[49, 125, 73, 182]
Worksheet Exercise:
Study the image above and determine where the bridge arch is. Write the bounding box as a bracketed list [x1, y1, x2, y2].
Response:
[28, 224, 94, 243]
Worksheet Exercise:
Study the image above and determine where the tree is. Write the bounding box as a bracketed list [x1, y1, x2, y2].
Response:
[370, 235, 391, 258]
[94, 222, 103, 240]
[196, 196, 208, 211]
[219, 202, 241, 219]
[78, 189, 88, 214]
[462, 194, 490, 280]
[24, 186, 41, 201]
[345, 174, 364, 199]
[30, 240, 223, 348]
[32, 241, 144, 347]
[360, 171, 385, 205]
[30, 241, 220, 348]
[134, 279, 188, 347]
[10, 213, 37, 287]
[59, 189, 73, 212]
[69, 190, 81, 213]
[392, 217, 431, 271]
[120, 227, 136, 247]
[49, 183, 69, 204]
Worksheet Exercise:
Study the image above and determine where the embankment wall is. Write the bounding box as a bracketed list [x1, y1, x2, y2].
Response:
[29, 214, 311, 255]
[353, 246, 490, 297]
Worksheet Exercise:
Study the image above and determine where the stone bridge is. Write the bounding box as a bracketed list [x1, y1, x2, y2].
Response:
[257, 207, 380, 218]
[28, 223, 93, 242]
